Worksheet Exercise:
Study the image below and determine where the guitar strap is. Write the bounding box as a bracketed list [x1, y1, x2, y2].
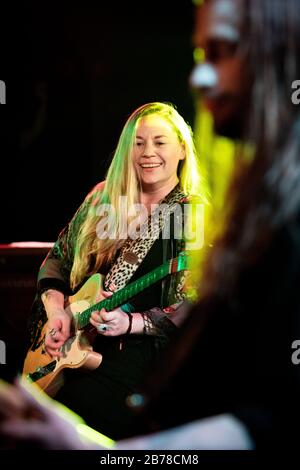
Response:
[103, 184, 188, 292]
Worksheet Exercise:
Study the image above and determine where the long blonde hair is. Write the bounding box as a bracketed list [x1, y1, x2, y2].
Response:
[70, 102, 205, 289]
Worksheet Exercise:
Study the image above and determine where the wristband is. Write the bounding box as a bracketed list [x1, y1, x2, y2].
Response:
[124, 311, 133, 335]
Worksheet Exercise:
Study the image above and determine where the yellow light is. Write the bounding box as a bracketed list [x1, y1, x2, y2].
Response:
[192, 0, 205, 6]
[193, 47, 205, 64]
[194, 104, 236, 214]
[188, 103, 237, 295]
[77, 423, 116, 449]
[17, 377, 116, 449]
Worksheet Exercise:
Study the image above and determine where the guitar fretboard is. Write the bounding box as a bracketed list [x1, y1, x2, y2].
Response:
[77, 254, 187, 329]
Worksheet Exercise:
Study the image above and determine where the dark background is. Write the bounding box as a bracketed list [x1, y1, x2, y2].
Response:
[1, 0, 196, 243]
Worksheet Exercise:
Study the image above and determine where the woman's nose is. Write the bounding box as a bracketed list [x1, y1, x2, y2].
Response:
[143, 142, 155, 156]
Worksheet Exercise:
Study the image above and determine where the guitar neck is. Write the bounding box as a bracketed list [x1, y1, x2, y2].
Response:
[77, 254, 187, 329]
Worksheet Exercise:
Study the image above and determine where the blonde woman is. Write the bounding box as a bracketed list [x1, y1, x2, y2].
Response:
[27, 102, 204, 440]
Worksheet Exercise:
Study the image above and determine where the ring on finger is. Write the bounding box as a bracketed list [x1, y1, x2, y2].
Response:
[97, 323, 109, 332]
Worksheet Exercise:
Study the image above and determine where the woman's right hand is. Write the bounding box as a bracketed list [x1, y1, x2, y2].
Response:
[44, 308, 72, 358]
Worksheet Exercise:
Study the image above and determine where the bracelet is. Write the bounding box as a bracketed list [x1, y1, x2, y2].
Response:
[140, 312, 155, 335]
[124, 311, 133, 335]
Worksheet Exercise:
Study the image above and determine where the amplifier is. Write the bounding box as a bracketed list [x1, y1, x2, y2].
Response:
[0, 242, 53, 380]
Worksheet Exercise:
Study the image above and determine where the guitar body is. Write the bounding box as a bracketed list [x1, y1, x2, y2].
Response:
[23, 274, 104, 397]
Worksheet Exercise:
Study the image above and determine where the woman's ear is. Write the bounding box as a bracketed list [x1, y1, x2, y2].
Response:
[179, 144, 186, 160]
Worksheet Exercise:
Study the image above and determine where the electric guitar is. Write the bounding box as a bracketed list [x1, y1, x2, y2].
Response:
[23, 252, 189, 397]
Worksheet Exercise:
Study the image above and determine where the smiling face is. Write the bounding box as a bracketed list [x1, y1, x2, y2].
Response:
[132, 114, 185, 192]
[190, 0, 251, 139]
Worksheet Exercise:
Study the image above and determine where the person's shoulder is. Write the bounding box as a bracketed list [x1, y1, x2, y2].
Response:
[84, 181, 106, 203]
[73, 181, 106, 215]
[87, 181, 106, 197]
